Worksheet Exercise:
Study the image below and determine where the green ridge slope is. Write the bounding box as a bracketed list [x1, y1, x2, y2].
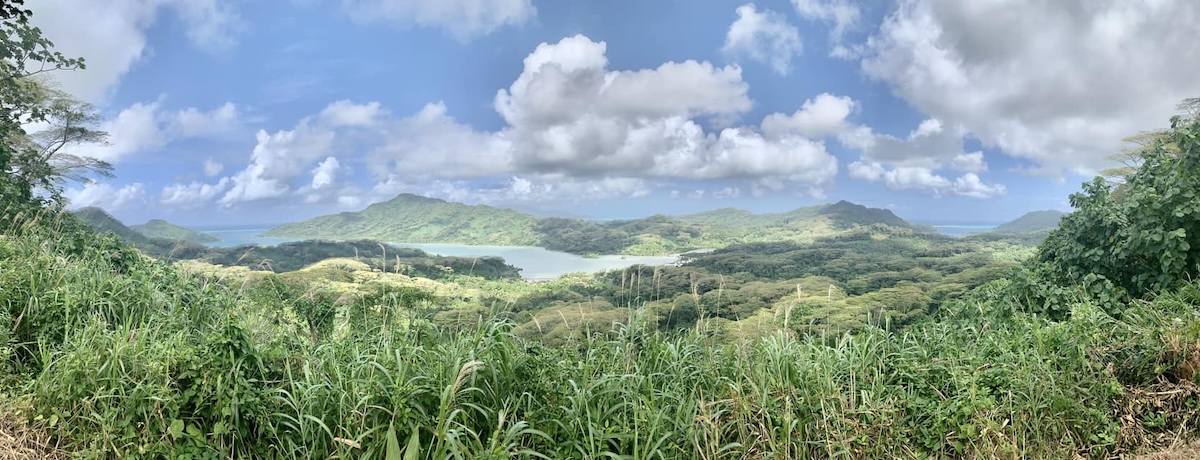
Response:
[264, 193, 542, 246]
[992, 210, 1068, 234]
[266, 195, 926, 255]
[131, 219, 219, 243]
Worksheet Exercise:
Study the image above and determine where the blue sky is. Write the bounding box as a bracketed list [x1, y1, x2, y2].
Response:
[27, 0, 1200, 226]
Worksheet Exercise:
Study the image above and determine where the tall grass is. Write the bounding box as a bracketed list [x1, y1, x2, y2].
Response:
[4, 210, 1200, 458]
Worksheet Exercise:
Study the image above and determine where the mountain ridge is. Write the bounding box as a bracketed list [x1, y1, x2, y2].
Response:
[71, 207, 152, 244]
[266, 194, 926, 255]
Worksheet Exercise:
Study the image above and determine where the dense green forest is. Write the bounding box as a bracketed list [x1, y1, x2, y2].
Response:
[6, 5, 1200, 459]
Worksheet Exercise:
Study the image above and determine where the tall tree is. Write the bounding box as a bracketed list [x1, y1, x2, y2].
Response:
[1101, 98, 1200, 182]
[1, 0, 87, 205]
[9, 86, 112, 200]
[1034, 103, 1200, 307]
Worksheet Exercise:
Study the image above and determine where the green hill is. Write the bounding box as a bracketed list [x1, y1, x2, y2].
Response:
[674, 201, 913, 231]
[264, 193, 542, 246]
[130, 219, 219, 243]
[818, 200, 913, 229]
[267, 195, 926, 256]
[992, 210, 1068, 234]
[673, 207, 761, 226]
[71, 207, 151, 243]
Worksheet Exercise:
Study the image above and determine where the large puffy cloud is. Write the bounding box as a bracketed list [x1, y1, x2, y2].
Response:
[859, 0, 1200, 173]
[496, 36, 751, 129]
[849, 162, 1006, 199]
[218, 122, 336, 205]
[837, 116, 1006, 198]
[367, 102, 513, 180]
[29, 0, 242, 102]
[493, 35, 837, 185]
[73, 100, 243, 164]
[654, 127, 838, 185]
[310, 157, 343, 190]
[65, 182, 147, 210]
[160, 35, 846, 210]
[840, 115, 1008, 198]
[722, 4, 804, 75]
[850, 118, 967, 168]
[847, 160, 885, 181]
[951, 173, 1007, 199]
[341, 0, 535, 40]
[762, 93, 856, 139]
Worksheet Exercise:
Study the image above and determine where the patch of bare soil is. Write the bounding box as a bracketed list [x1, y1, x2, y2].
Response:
[0, 410, 64, 460]
[1131, 443, 1200, 459]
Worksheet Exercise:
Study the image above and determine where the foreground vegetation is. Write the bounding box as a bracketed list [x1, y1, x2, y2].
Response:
[4, 205, 1200, 459]
[0, 109, 1198, 458]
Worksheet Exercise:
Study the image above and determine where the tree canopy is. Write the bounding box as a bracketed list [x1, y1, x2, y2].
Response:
[1012, 107, 1200, 316]
[1, 0, 97, 207]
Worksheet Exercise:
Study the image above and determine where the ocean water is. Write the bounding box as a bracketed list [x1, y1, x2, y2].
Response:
[192, 225, 993, 278]
[193, 229, 678, 280]
[199, 228, 297, 247]
[382, 243, 679, 280]
[931, 225, 997, 237]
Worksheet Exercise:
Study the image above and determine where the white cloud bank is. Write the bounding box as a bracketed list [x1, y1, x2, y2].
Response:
[175, 35, 845, 210]
[858, 0, 1200, 174]
[29, 0, 242, 103]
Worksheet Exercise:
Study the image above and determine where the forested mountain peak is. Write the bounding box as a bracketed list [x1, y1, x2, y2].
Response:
[818, 200, 913, 229]
[71, 207, 148, 243]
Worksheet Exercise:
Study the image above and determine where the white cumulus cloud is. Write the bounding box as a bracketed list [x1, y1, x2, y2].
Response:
[65, 182, 147, 210]
[860, 166, 1006, 199]
[71, 100, 243, 164]
[859, 0, 1200, 173]
[762, 93, 857, 139]
[949, 152, 987, 173]
[218, 122, 336, 206]
[29, 0, 242, 103]
[156, 35, 853, 210]
[310, 157, 343, 190]
[492, 35, 837, 186]
[722, 4, 804, 75]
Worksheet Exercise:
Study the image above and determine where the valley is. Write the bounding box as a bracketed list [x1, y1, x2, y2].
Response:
[69, 198, 1044, 342]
